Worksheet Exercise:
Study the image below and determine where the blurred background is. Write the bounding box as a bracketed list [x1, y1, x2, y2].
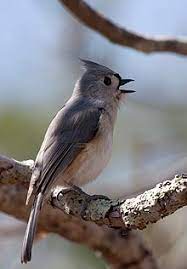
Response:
[1, 0, 187, 268]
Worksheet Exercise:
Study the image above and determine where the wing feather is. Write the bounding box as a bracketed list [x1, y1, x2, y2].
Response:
[27, 100, 102, 201]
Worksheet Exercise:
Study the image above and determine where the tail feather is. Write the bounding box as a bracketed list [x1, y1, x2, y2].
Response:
[21, 192, 43, 263]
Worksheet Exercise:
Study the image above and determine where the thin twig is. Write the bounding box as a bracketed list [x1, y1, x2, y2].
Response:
[59, 0, 187, 55]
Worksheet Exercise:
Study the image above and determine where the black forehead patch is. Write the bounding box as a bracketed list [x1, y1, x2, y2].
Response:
[114, 73, 121, 81]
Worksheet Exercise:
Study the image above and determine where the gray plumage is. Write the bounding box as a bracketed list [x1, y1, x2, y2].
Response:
[21, 59, 135, 263]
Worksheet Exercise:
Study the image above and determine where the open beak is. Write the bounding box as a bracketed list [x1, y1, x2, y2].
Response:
[119, 79, 135, 93]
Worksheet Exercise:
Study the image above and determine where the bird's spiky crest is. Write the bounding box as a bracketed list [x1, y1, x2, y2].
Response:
[79, 59, 114, 74]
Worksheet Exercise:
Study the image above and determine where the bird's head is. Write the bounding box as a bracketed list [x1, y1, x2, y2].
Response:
[74, 59, 135, 104]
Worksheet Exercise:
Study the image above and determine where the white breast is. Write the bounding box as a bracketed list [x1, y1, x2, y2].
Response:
[71, 128, 113, 186]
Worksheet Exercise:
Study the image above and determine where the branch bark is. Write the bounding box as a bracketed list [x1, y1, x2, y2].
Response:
[0, 155, 158, 269]
[1, 155, 187, 267]
[1, 155, 186, 231]
[59, 0, 187, 56]
[51, 174, 187, 230]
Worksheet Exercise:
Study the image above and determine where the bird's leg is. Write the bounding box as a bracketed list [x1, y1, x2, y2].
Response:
[68, 181, 110, 200]
[55, 183, 88, 219]
[89, 194, 110, 201]
[66, 182, 85, 194]
[53, 182, 110, 220]
[67, 183, 110, 201]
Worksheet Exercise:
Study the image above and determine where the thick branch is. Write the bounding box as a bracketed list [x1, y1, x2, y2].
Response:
[0, 155, 33, 184]
[0, 155, 158, 269]
[59, 0, 187, 56]
[52, 175, 187, 230]
[1, 155, 187, 231]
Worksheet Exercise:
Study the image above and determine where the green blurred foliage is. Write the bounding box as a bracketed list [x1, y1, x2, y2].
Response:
[0, 107, 48, 159]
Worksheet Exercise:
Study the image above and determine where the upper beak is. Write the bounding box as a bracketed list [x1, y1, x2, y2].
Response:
[119, 79, 135, 93]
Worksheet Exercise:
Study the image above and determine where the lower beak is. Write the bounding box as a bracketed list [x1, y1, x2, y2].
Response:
[120, 89, 136, 93]
[119, 78, 135, 94]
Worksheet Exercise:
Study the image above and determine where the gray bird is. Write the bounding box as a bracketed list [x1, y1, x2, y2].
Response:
[21, 59, 135, 263]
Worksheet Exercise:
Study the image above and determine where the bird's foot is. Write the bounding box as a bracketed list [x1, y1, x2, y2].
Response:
[89, 194, 110, 201]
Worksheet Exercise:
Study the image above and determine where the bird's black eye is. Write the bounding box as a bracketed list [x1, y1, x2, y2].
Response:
[104, 76, 111, 86]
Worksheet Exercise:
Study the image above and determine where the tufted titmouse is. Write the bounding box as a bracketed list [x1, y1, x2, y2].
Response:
[21, 59, 135, 263]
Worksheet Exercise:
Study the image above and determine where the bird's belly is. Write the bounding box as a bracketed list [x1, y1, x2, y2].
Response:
[65, 132, 113, 186]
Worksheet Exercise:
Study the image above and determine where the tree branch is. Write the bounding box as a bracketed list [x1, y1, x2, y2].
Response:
[1, 155, 187, 268]
[0, 155, 158, 269]
[51, 175, 187, 230]
[58, 0, 187, 56]
[1, 155, 187, 231]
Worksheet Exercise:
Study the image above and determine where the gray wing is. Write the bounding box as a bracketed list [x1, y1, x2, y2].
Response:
[26, 101, 103, 202]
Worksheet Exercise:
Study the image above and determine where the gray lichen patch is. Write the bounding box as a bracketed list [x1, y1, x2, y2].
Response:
[86, 198, 112, 221]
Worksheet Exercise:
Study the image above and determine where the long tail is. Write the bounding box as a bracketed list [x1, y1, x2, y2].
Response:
[21, 192, 43, 263]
